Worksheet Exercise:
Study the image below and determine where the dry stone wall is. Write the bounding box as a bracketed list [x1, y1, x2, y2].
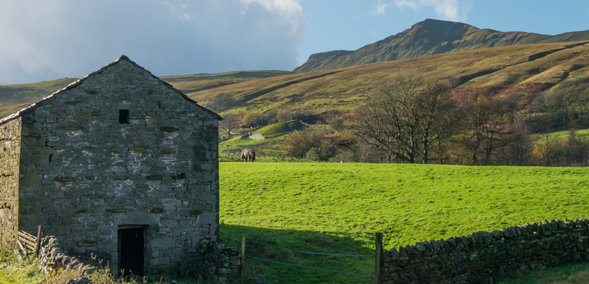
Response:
[38, 235, 95, 283]
[194, 239, 241, 283]
[383, 219, 589, 284]
[35, 235, 240, 284]
[0, 118, 21, 252]
[16, 58, 220, 274]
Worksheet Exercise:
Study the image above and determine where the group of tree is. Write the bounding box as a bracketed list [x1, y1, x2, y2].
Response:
[286, 128, 356, 161]
[357, 75, 457, 164]
[215, 74, 589, 166]
[524, 78, 589, 133]
[283, 73, 589, 166]
[349, 74, 589, 166]
[531, 130, 589, 167]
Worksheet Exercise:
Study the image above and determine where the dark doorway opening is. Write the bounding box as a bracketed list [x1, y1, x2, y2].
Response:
[119, 109, 129, 124]
[118, 227, 145, 276]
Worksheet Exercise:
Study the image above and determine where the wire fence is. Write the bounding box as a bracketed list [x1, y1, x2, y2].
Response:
[247, 256, 374, 278]
[247, 238, 374, 258]
[243, 236, 378, 280]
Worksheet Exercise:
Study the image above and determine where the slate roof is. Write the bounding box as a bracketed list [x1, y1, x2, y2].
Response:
[0, 55, 222, 125]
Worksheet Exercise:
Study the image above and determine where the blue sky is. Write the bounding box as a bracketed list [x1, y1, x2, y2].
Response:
[0, 0, 587, 84]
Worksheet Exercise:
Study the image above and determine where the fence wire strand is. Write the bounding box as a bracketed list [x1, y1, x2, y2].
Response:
[246, 256, 374, 278]
[247, 238, 374, 258]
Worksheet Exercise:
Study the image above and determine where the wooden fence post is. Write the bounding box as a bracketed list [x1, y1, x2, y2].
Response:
[375, 232, 383, 284]
[35, 225, 44, 258]
[240, 235, 246, 277]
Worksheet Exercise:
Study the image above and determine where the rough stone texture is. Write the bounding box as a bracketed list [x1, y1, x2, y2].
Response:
[383, 219, 589, 284]
[36, 235, 239, 284]
[0, 118, 21, 252]
[194, 239, 241, 283]
[0, 56, 221, 274]
[38, 235, 95, 282]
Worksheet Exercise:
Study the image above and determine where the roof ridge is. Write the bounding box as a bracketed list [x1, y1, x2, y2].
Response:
[0, 55, 221, 125]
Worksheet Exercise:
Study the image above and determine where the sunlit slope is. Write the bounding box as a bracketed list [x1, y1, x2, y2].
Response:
[0, 78, 77, 106]
[161, 70, 291, 99]
[219, 162, 589, 283]
[0, 78, 78, 118]
[181, 41, 589, 114]
[3, 41, 589, 119]
[294, 19, 589, 73]
[219, 163, 589, 276]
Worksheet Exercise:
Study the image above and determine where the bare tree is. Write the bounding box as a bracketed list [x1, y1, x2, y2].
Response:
[358, 74, 457, 163]
[416, 82, 458, 164]
[219, 113, 241, 135]
[497, 115, 532, 166]
[456, 93, 506, 165]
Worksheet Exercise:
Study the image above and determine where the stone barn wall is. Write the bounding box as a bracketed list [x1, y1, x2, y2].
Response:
[382, 219, 589, 284]
[15, 57, 219, 274]
[0, 118, 21, 252]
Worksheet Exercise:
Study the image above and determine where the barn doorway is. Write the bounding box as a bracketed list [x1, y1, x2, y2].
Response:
[118, 226, 146, 276]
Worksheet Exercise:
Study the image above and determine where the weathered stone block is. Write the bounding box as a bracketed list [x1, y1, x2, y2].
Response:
[21, 136, 45, 147]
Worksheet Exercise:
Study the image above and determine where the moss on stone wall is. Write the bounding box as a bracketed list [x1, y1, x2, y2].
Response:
[0, 118, 21, 252]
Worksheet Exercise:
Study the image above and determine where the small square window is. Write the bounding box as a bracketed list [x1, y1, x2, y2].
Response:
[119, 109, 129, 124]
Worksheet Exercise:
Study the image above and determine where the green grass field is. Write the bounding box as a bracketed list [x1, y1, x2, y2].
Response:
[537, 128, 589, 140]
[501, 262, 589, 284]
[3, 162, 589, 283]
[218, 162, 589, 283]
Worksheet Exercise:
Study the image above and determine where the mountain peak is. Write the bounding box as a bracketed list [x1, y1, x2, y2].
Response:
[294, 19, 578, 73]
[418, 18, 459, 26]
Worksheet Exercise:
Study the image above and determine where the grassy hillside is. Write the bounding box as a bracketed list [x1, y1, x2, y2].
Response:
[0, 78, 77, 105]
[0, 78, 78, 116]
[0, 71, 289, 119]
[161, 70, 291, 82]
[179, 41, 589, 116]
[219, 120, 303, 156]
[218, 162, 589, 283]
[2, 41, 589, 121]
[294, 19, 589, 73]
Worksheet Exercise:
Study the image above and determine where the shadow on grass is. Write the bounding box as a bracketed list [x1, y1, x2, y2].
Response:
[218, 224, 376, 284]
[499, 262, 589, 284]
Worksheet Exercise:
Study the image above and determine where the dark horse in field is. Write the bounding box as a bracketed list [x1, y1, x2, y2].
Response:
[241, 149, 256, 162]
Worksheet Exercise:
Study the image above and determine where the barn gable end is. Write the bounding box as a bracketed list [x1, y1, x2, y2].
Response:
[0, 56, 221, 275]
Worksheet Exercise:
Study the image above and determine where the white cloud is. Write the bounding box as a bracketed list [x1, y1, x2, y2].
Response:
[373, 0, 391, 16]
[0, 0, 306, 84]
[394, 0, 470, 21]
[160, 2, 192, 20]
[240, 0, 304, 35]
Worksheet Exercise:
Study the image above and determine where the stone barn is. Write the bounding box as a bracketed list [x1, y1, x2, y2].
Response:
[0, 55, 221, 275]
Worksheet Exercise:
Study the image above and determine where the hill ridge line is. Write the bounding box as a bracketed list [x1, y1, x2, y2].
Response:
[294, 19, 589, 73]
